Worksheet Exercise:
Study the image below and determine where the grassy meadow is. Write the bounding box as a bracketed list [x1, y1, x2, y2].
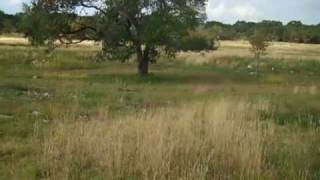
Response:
[0, 40, 320, 179]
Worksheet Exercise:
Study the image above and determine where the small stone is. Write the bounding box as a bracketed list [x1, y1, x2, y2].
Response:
[0, 114, 13, 119]
[42, 119, 50, 123]
[32, 111, 40, 116]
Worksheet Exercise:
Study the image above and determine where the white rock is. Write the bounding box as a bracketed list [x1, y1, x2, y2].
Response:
[0, 114, 13, 119]
[32, 111, 40, 116]
[42, 119, 50, 123]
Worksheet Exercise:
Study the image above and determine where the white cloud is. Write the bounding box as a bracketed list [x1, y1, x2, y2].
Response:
[206, 0, 263, 23]
[9, 0, 23, 5]
[206, 2, 225, 18]
[232, 4, 261, 21]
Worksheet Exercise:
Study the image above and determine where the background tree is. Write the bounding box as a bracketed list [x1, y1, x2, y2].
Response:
[0, 10, 22, 34]
[233, 21, 256, 39]
[203, 20, 320, 44]
[24, 0, 207, 75]
[204, 21, 237, 40]
[248, 31, 269, 74]
[256, 20, 284, 41]
[174, 26, 220, 51]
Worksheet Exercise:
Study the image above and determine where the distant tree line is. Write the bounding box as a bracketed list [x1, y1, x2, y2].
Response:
[205, 20, 320, 44]
[0, 10, 319, 44]
[0, 10, 23, 34]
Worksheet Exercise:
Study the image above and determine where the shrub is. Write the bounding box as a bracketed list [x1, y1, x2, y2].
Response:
[176, 36, 214, 52]
[249, 32, 269, 74]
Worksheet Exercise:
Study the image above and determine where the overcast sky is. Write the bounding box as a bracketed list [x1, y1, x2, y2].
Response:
[1, 0, 319, 25]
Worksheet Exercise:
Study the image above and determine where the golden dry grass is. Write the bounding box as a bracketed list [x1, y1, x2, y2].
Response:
[41, 99, 274, 179]
[0, 37, 100, 48]
[1, 37, 319, 62]
[0, 37, 29, 45]
[1, 40, 319, 179]
[178, 40, 320, 65]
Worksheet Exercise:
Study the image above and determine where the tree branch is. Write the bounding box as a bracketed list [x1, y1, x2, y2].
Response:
[79, 1, 107, 16]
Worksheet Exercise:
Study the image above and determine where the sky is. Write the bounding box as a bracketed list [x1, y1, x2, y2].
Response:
[1, 0, 319, 25]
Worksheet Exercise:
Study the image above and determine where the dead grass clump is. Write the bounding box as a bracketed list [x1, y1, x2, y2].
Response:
[293, 85, 318, 95]
[41, 99, 272, 179]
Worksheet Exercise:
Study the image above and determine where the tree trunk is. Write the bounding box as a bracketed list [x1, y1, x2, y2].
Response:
[256, 54, 260, 76]
[138, 56, 149, 76]
[136, 44, 150, 76]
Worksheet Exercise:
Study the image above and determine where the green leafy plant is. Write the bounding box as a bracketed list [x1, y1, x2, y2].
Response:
[249, 31, 269, 74]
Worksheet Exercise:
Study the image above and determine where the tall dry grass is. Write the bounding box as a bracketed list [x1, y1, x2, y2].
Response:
[177, 40, 320, 65]
[40, 99, 274, 179]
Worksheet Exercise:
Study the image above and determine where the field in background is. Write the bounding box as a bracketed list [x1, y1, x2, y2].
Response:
[178, 40, 320, 65]
[0, 35, 320, 59]
[0, 39, 319, 179]
[1, 37, 320, 60]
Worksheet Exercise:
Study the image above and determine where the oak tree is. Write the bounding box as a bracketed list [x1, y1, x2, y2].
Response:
[24, 0, 207, 75]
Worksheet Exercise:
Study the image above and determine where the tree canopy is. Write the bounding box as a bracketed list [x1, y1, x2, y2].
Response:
[23, 0, 207, 75]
